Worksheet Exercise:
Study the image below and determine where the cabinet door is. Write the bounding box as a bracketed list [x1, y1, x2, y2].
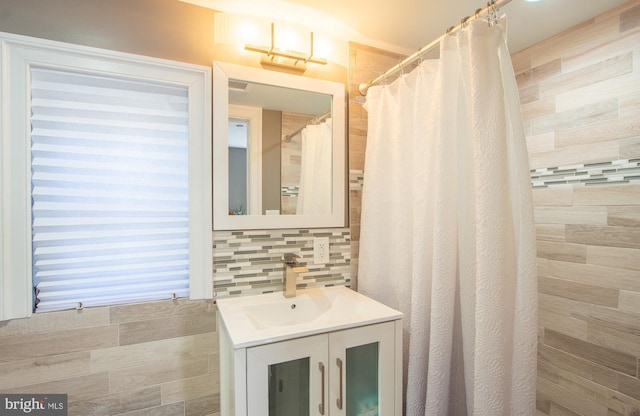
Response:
[329, 322, 396, 416]
[247, 334, 329, 416]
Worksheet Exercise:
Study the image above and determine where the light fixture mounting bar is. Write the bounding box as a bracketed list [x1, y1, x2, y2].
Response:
[244, 22, 328, 72]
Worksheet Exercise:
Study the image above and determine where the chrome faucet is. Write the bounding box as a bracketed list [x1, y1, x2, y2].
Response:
[283, 253, 309, 298]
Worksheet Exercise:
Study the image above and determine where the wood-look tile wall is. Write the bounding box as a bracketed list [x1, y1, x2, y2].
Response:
[349, 1, 640, 414]
[512, 1, 640, 414]
[0, 299, 219, 416]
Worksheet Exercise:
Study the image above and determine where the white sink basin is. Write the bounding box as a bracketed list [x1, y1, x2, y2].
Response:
[244, 297, 331, 326]
[216, 285, 403, 348]
[243, 293, 334, 327]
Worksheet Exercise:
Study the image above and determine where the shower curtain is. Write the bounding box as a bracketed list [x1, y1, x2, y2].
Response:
[358, 18, 537, 416]
[297, 118, 332, 214]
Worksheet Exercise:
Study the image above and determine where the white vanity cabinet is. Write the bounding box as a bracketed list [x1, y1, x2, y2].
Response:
[216, 286, 403, 416]
[247, 321, 397, 416]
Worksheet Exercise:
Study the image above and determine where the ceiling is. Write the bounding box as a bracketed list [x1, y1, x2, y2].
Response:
[286, 0, 630, 55]
[183, 0, 629, 55]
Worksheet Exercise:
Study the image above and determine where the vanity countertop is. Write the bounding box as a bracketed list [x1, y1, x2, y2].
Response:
[216, 285, 403, 348]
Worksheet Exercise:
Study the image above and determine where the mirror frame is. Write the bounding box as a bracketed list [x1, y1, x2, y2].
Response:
[212, 61, 346, 230]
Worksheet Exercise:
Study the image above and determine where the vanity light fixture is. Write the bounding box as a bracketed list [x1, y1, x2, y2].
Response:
[244, 22, 327, 73]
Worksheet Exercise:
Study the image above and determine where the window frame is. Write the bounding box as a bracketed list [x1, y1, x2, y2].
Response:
[0, 32, 212, 321]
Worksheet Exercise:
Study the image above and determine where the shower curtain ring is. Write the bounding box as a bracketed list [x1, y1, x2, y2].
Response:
[487, 0, 498, 26]
[461, 16, 470, 28]
[446, 26, 455, 36]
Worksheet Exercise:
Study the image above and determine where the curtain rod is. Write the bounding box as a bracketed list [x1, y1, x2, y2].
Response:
[358, 0, 512, 95]
[283, 110, 331, 143]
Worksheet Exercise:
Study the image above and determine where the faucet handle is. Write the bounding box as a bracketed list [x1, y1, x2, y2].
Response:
[283, 252, 300, 264]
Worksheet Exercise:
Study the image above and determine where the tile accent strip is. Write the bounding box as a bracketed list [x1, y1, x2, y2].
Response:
[350, 169, 364, 191]
[213, 228, 351, 299]
[530, 159, 640, 188]
[282, 168, 365, 197]
[281, 185, 299, 197]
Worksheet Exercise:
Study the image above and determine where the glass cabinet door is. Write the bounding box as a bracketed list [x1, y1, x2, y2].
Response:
[247, 334, 329, 416]
[329, 322, 396, 416]
[346, 342, 379, 415]
[268, 357, 310, 415]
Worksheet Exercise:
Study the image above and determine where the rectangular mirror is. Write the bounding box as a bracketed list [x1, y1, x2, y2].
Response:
[213, 61, 346, 230]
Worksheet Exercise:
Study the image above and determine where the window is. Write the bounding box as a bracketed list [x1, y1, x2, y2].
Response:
[0, 33, 212, 320]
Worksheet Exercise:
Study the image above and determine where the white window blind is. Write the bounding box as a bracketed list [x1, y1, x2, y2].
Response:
[30, 67, 191, 312]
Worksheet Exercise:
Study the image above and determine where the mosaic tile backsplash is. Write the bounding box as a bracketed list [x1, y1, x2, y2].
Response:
[213, 228, 351, 298]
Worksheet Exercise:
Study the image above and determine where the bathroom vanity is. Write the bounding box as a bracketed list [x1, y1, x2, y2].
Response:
[217, 286, 403, 416]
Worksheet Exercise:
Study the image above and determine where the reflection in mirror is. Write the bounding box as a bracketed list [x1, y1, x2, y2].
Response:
[292, 112, 332, 215]
[227, 81, 332, 217]
[213, 61, 346, 231]
[227, 104, 262, 216]
[228, 118, 248, 215]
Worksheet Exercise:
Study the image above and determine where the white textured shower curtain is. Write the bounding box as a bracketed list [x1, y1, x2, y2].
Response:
[297, 118, 332, 214]
[358, 18, 538, 416]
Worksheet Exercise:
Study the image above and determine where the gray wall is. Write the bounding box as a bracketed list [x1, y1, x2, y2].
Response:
[262, 109, 282, 213]
[0, 0, 216, 66]
[228, 147, 247, 214]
